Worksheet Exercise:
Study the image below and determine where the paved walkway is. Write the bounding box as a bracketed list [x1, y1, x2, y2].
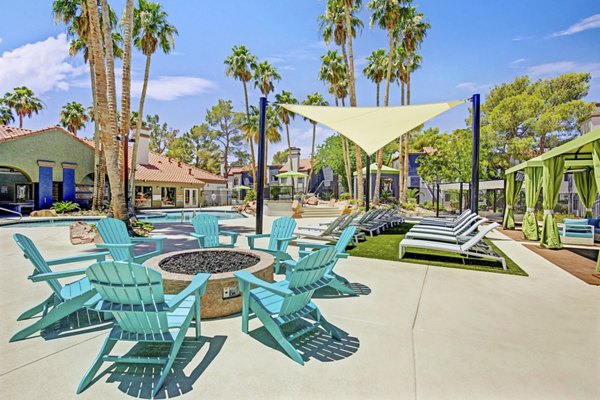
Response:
[0, 214, 598, 399]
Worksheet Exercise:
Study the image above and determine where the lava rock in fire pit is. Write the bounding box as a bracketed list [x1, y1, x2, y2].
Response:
[159, 250, 260, 275]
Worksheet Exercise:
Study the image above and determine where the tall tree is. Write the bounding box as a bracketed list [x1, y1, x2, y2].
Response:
[59, 101, 89, 135]
[224, 45, 258, 187]
[119, 0, 134, 212]
[302, 93, 329, 194]
[205, 99, 245, 177]
[85, 0, 127, 220]
[146, 114, 177, 154]
[130, 0, 178, 194]
[3, 87, 43, 128]
[274, 90, 298, 171]
[401, 5, 429, 200]
[0, 98, 14, 125]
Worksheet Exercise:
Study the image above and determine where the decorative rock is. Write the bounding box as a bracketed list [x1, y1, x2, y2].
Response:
[69, 221, 96, 245]
[306, 196, 319, 205]
[30, 209, 57, 217]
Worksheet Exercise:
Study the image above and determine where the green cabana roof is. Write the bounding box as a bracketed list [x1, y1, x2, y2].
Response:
[353, 163, 400, 176]
[505, 127, 600, 174]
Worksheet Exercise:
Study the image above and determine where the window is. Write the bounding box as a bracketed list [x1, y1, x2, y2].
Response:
[135, 186, 152, 208]
[15, 184, 32, 202]
[161, 187, 176, 207]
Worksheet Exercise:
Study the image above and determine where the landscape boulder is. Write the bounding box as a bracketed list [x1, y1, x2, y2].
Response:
[30, 209, 57, 217]
[305, 196, 319, 206]
[69, 221, 97, 245]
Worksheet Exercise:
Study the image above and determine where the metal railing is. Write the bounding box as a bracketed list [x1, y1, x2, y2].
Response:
[0, 207, 23, 221]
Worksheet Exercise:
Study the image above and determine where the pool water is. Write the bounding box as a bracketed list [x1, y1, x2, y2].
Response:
[0, 210, 244, 228]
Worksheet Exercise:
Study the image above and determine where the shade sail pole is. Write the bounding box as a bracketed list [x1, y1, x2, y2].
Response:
[365, 154, 370, 211]
[256, 97, 267, 234]
[470, 94, 481, 212]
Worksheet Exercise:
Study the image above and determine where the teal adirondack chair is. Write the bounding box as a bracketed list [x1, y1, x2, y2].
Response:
[77, 260, 210, 396]
[234, 247, 344, 365]
[246, 216, 297, 274]
[10, 233, 108, 342]
[96, 217, 165, 263]
[190, 214, 239, 248]
[291, 226, 357, 296]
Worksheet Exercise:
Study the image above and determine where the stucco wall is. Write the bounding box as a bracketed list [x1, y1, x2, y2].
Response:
[0, 129, 95, 183]
[133, 181, 205, 208]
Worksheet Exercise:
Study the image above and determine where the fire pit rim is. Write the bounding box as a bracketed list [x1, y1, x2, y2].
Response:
[145, 248, 275, 281]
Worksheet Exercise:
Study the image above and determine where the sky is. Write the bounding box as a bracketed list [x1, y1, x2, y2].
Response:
[0, 0, 599, 162]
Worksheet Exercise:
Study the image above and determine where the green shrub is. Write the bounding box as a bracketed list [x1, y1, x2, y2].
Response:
[131, 220, 154, 237]
[339, 193, 352, 200]
[51, 201, 81, 214]
[401, 202, 416, 211]
[244, 189, 257, 202]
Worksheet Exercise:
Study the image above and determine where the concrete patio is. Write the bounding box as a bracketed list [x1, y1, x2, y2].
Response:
[0, 214, 598, 400]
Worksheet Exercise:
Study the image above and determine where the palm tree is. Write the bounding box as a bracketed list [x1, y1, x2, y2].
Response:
[400, 6, 429, 200]
[59, 101, 89, 135]
[84, 0, 127, 220]
[0, 99, 14, 125]
[363, 46, 392, 203]
[3, 87, 43, 128]
[120, 0, 134, 213]
[274, 90, 298, 171]
[225, 45, 258, 188]
[130, 0, 178, 189]
[301, 93, 329, 194]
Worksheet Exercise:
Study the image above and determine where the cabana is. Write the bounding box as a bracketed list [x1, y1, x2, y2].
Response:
[504, 127, 600, 271]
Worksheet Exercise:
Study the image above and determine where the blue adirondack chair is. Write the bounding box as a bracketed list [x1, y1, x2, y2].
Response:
[290, 226, 357, 296]
[246, 216, 297, 274]
[190, 214, 239, 248]
[10, 233, 108, 342]
[234, 247, 344, 365]
[77, 260, 210, 396]
[95, 217, 165, 263]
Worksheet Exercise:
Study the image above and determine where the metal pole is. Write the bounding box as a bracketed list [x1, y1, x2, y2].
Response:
[459, 182, 463, 214]
[471, 93, 481, 212]
[365, 154, 370, 211]
[123, 139, 129, 209]
[255, 97, 267, 234]
[436, 183, 440, 218]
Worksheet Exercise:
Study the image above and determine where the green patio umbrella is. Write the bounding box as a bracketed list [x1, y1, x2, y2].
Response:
[232, 185, 251, 202]
[275, 171, 308, 199]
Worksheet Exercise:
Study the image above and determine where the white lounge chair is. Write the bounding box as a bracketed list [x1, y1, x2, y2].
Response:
[409, 216, 487, 236]
[412, 213, 480, 233]
[399, 223, 506, 270]
[418, 209, 473, 227]
[405, 218, 489, 244]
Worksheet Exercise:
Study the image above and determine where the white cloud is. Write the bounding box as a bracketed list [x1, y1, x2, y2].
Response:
[551, 14, 600, 37]
[131, 76, 217, 101]
[0, 38, 3, 43]
[527, 61, 600, 79]
[455, 82, 493, 92]
[0, 34, 86, 94]
[509, 58, 527, 67]
[512, 35, 534, 42]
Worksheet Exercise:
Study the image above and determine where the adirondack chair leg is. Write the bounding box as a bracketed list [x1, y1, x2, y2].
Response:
[240, 282, 250, 334]
[194, 292, 201, 340]
[17, 294, 54, 321]
[10, 293, 95, 342]
[76, 336, 117, 394]
[310, 308, 343, 341]
[328, 278, 357, 296]
[153, 339, 184, 397]
[251, 300, 304, 365]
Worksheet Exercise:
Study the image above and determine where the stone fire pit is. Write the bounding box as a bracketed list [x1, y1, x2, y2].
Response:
[145, 248, 274, 319]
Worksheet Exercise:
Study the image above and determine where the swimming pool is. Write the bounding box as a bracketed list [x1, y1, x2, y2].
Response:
[0, 210, 245, 228]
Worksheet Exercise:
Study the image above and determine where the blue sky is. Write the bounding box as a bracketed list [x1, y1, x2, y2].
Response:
[1, 0, 599, 161]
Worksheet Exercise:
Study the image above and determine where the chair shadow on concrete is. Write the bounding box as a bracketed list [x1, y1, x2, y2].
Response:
[40, 308, 112, 340]
[249, 322, 360, 364]
[312, 282, 372, 299]
[91, 335, 227, 399]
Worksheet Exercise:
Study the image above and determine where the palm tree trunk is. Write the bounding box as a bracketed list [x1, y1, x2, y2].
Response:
[402, 69, 412, 202]
[89, 57, 102, 210]
[248, 137, 257, 191]
[129, 53, 152, 203]
[343, 0, 362, 203]
[398, 135, 404, 202]
[100, 0, 119, 155]
[19, 114, 23, 128]
[242, 80, 250, 115]
[120, 0, 133, 214]
[285, 122, 294, 190]
[87, 0, 126, 221]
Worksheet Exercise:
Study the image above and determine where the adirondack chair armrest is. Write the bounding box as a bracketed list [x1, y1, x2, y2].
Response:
[95, 243, 134, 249]
[131, 236, 166, 242]
[29, 268, 88, 282]
[190, 233, 207, 247]
[220, 231, 239, 237]
[337, 252, 350, 259]
[234, 271, 293, 297]
[246, 233, 270, 248]
[45, 251, 109, 266]
[296, 242, 331, 251]
[275, 236, 297, 250]
[165, 273, 210, 312]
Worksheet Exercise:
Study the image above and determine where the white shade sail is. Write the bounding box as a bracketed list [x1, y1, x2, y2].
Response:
[282, 100, 466, 155]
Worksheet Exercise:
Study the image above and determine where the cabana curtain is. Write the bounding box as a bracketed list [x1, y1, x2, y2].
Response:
[593, 139, 600, 272]
[502, 172, 523, 229]
[573, 169, 597, 218]
[522, 167, 543, 240]
[540, 156, 565, 249]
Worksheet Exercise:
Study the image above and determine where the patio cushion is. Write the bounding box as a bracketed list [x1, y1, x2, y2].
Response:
[563, 218, 587, 225]
[586, 218, 600, 233]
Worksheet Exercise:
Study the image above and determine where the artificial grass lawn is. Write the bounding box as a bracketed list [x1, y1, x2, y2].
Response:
[346, 223, 528, 276]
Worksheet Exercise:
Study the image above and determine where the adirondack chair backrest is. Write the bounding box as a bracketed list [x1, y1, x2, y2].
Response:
[13, 233, 63, 296]
[267, 217, 297, 251]
[96, 218, 132, 261]
[335, 226, 357, 253]
[459, 222, 499, 251]
[86, 260, 170, 335]
[279, 247, 337, 316]
[191, 215, 220, 247]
